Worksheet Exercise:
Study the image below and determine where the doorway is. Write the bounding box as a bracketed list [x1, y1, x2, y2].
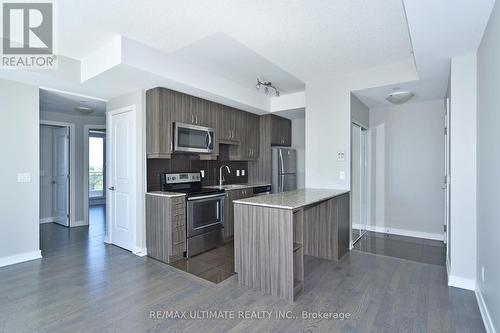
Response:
[351, 122, 368, 245]
[39, 122, 75, 228]
[84, 126, 107, 233]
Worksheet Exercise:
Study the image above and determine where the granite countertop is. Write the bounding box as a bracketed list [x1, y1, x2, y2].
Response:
[146, 191, 186, 198]
[233, 188, 349, 210]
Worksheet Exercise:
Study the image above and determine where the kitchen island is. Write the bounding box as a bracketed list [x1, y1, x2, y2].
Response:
[233, 189, 350, 301]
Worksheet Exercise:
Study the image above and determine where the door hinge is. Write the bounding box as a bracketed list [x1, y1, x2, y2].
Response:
[444, 127, 448, 135]
[444, 225, 447, 232]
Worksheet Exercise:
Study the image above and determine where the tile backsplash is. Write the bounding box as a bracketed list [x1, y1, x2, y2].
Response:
[147, 147, 248, 191]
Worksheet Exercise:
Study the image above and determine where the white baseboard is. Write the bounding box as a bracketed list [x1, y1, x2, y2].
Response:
[0, 250, 42, 268]
[476, 286, 496, 333]
[71, 220, 87, 227]
[134, 247, 148, 257]
[357, 224, 443, 241]
[448, 274, 476, 291]
[39, 217, 54, 224]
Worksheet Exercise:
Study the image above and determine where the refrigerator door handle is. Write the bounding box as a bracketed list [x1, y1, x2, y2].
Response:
[279, 149, 284, 174]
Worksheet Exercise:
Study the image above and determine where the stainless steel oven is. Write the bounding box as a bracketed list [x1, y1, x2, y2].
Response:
[186, 192, 225, 256]
[174, 122, 215, 154]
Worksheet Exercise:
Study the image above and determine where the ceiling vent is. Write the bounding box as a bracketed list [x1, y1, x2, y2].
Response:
[385, 91, 414, 105]
[75, 106, 94, 115]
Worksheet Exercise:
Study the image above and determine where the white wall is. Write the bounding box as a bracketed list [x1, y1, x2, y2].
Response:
[107, 89, 147, 255]
[305, 59, 418, 190]
[0, 79, 41, 266]
[368, 100, 445, 238]
[448, 53, 477, 289]
[476, 0, 500, 329]
[351, 93, 369, 128]
[40, 111, 106, 225]
[39, 125, 54, 221]
[291, 118, 306, 189]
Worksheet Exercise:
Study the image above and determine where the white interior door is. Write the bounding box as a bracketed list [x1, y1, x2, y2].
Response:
[444, 98, 451, 258]
[53, 127, 70, 227]
[107, 107, 136, 251]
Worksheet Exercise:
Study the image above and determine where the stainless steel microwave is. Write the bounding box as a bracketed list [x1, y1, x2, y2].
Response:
[174, 122, 215, 153]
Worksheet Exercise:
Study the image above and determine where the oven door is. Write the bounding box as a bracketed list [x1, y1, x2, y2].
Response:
[174, 122, 215, 153]
[186, 193, 225, 238]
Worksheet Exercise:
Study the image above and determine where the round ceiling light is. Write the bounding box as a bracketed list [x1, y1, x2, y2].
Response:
[385, 91, 414, 105]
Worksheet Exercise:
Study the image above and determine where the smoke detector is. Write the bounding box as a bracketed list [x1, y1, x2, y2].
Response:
[385, 91, 414, 105]
[75, 106, 94, 115]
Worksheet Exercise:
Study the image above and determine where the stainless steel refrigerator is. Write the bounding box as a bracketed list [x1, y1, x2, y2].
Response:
[272, 148, 297, 193]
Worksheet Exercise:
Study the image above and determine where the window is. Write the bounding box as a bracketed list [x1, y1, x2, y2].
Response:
[89, 134, 105, 198]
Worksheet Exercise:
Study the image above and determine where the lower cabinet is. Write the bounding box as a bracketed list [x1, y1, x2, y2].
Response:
[145, 194, 186, 263]
[224, 188, 253, 241]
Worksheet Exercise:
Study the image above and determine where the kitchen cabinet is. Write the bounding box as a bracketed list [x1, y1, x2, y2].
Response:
[218, 105, 240, 143]
[270, 114, 292, 146]
[146, 87, 218, 159]
[146, 88, 173, 158]
[229, 111, 260, 161]
[224, 187, 253, 241]
[145, 194, 186, 263]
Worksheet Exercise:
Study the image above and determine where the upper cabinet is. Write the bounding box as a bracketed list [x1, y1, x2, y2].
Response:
[269, 115, 292, 146]
[146, 87, 268, 160]
[146, 88, 173, 158]
[218, 105, 240, 143]
[229, 111, 260, 161]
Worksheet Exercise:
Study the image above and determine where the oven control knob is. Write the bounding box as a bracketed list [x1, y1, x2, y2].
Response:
[172, 177, 176, 180]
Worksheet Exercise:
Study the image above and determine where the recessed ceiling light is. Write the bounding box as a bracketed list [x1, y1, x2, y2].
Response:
[386, 91, 414, 105]
[75, 106, 94, 115]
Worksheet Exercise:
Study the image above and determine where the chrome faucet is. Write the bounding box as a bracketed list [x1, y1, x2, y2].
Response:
[219, 165, 231, 186]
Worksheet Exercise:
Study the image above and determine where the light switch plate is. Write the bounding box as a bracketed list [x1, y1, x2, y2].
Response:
[17, 173, 31, 183]
[236, 170, 240, 176]
[339, 171, 345, 180]
[241, 170, 245, 176]
[200, 170, 205, 178]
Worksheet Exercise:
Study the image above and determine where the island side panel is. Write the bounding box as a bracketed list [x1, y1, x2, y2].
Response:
[234, 204, 294, 301]
[336, 193, 351, 259]
[303, 193, 350, 261]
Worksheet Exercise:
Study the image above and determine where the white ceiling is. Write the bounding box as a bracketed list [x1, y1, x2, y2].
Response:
[40, 89, 106, 116]
[170, 33, 304, 94]
[56, 0, 413, 83]
[354, 0, 495, 108]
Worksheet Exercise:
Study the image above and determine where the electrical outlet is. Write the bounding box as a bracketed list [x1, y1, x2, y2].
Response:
[482, 266, 485, 282]
[339, 171, 345, 180]
[236, 170, 240, 176]
[17, 173, 31, 183]
[337, 151, 345, 161]
[241, 170, 245, 176]
[200, 170, 205, 178]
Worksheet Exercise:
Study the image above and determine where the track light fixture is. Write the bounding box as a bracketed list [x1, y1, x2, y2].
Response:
[256, 78, 280, 97]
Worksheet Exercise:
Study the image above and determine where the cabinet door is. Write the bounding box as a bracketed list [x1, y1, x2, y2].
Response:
[248, 113, 260, 160]
[146, 88, 172, 156]
[218, 105, 233, 141]
[270, 115, 283, 145]
[281, 117, 292, 146]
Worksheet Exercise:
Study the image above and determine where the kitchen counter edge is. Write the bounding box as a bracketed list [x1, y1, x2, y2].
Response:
[233, 188, 350, 210]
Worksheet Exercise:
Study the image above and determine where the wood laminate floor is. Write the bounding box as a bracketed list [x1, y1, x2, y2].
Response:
[0, 207, 485, 332]
[353, 231, 446, 266]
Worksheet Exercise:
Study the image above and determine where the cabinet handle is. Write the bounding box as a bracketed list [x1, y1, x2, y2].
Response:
[196, 116, 198, 124]
[191, 114, 194, 123]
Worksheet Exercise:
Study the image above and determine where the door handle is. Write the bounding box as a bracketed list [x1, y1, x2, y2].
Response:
[108, 186, 115, 191]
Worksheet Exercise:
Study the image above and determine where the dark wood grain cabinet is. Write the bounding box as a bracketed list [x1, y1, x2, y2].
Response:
[224, 187, 254, 241]
[146, 87, 272, 161]
[270, 114, 292, 146]
[145, 194, 186, 263]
